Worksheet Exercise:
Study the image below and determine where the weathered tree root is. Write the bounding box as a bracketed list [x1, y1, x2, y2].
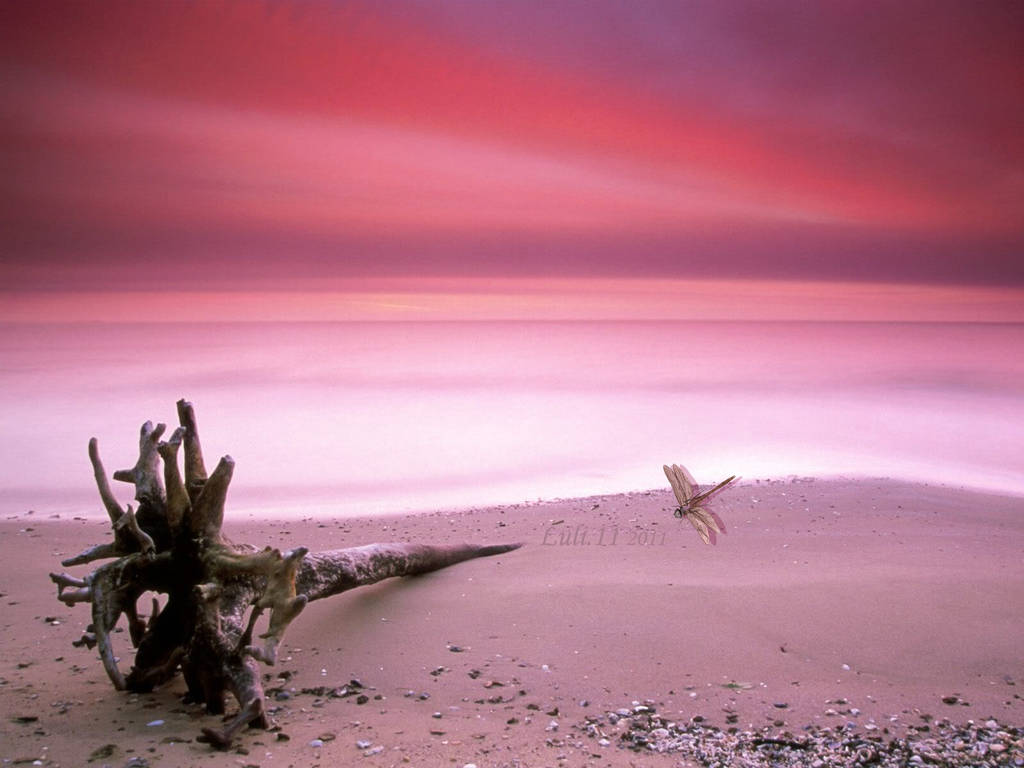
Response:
[52, 399, 522, 749]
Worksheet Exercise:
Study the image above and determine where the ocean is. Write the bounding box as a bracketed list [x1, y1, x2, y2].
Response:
[2, 320, 1022, 518]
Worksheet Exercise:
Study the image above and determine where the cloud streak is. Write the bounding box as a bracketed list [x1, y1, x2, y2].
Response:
[2, 0, 1022, 298]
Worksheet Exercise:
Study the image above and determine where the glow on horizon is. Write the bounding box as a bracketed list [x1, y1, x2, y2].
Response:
[3, 278, 1023, 324]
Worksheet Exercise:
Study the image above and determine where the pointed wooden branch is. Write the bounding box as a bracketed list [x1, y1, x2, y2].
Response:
[113, 421, 167, 504]
[185, 455, 233, 542]
[113, 505, 156, 556]
[89, 565, 132, 690]
[50, 571, 92, 605]
[76, 438, 152, 564]
[158, 427, 189, 534]
[90, 438, 125, 524]
[61, 541, 122, 568]
[177, 399, 208, 504]
[297, 542, 522, 603]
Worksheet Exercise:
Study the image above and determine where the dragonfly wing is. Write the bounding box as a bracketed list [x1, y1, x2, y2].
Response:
[670, 464, 695, 501]
[678, 464, 698, 491]
[688, 512, 711, 544]
[664, 464, 689, 507]
[691, 506, 720, 535]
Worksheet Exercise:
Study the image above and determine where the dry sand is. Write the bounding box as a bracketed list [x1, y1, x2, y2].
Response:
[1, 478, 1022, 766]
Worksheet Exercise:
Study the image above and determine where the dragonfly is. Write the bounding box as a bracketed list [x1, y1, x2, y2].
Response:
[663, 463, 737, 544]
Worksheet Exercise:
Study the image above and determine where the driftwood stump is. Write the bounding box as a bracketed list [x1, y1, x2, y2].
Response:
[50, 400, 521, 748]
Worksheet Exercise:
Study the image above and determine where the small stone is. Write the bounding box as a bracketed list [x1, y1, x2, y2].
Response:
[773, 702, 788, 709]
[432, 712, 443, 719]
[355, 694, 369, 705]
[363, 745, 384, 756]
[145, 719, 164, 727]
[309, 738, 324, 748]
[160, 734, 190, 744]
[942, 695, 959, 705]
[356, 740, 372, 749]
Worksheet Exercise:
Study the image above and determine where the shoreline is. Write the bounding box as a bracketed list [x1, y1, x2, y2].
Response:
[8, 473, 1024, 524]
[2, 478, 1022, 766]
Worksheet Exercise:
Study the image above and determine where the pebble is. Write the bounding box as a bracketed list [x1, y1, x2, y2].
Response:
[309, 739, 324, 748]
[575, 705, 1023, 767]
[355, 739, 372, 749]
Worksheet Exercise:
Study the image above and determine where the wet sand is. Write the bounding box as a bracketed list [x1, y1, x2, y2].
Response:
[1, 478, 1021, 766]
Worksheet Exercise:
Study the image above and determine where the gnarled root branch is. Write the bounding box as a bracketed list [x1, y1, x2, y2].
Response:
[51, 399, 523, 750]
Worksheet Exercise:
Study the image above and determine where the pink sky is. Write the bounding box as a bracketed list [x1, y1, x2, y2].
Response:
[2, 1, 1022, 320]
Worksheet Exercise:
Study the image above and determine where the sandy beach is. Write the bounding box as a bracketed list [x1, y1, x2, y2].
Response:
[2, 478, 1022, 767]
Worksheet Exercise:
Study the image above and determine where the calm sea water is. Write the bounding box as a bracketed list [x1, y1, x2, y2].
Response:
[2, 321, 1022, 518]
